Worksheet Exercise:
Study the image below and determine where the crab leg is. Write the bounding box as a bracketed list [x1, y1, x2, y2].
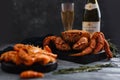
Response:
[33, 53, 51, 65]
[20, 70, 44, 79]
[69, 47, 92, 56]
[14, 43, 26, 51]
[18, 49, 35, 66]
[0, 51, 22, 65]
[43, 36, 57, 46]
[43, 45, 57, 58]
[54, 37, 71, 51]
[104, 39, 113, 59]
[43, 45, 52, 53]
[70, 37, 96, 56]
[94, 32, 113, 59]
[43, 36, 71, 51]
[73, 37, 89, 50]
[93, 32, 105, 54]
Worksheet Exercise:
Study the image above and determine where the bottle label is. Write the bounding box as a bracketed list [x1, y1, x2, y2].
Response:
[85, 3, 97, 10]
[82, 21, 100, 33]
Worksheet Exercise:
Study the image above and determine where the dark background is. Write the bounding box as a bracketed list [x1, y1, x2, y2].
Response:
[0, 0, 120, 50]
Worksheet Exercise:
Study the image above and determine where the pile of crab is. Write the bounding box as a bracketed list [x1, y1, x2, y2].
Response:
[0, 44, 57, 66]
[43, 30, 113, 59]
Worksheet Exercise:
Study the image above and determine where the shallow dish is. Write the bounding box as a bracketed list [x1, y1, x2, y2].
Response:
[55, 50, 107, 64]
[1, 61, 58, 74]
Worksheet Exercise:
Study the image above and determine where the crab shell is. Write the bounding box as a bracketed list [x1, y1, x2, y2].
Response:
[61, 30, 90, 43]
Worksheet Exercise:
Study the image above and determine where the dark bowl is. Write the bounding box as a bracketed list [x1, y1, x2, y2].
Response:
[1, 61, 58, 74]
[56, 50, 107, 64]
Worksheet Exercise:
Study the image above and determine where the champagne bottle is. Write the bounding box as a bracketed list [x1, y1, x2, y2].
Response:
[82, 0, 101, 33]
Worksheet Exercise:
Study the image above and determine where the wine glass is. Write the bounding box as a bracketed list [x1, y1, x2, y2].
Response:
[61, 2, 74, 31]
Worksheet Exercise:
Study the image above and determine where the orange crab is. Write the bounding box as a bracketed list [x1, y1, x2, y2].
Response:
[43, 30, 113, 59]
[0, 44, 57, 66]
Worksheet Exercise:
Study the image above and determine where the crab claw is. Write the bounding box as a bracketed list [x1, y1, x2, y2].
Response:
[43, 36, 71, 51]
[93, 32, 105, 54]
[69, 46, 93, 56]
[73, 37, 89, 50]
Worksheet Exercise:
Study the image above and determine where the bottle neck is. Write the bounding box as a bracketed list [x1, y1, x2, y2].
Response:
[87, 0, 97, 4]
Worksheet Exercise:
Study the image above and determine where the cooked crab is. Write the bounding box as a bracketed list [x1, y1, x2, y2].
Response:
[0, 44, 57, 66]
[20, 70, 44, 79]
[43, 30, 113, 59]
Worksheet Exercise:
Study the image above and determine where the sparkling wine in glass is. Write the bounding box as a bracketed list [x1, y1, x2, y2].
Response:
[61, 3, 74, 31]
